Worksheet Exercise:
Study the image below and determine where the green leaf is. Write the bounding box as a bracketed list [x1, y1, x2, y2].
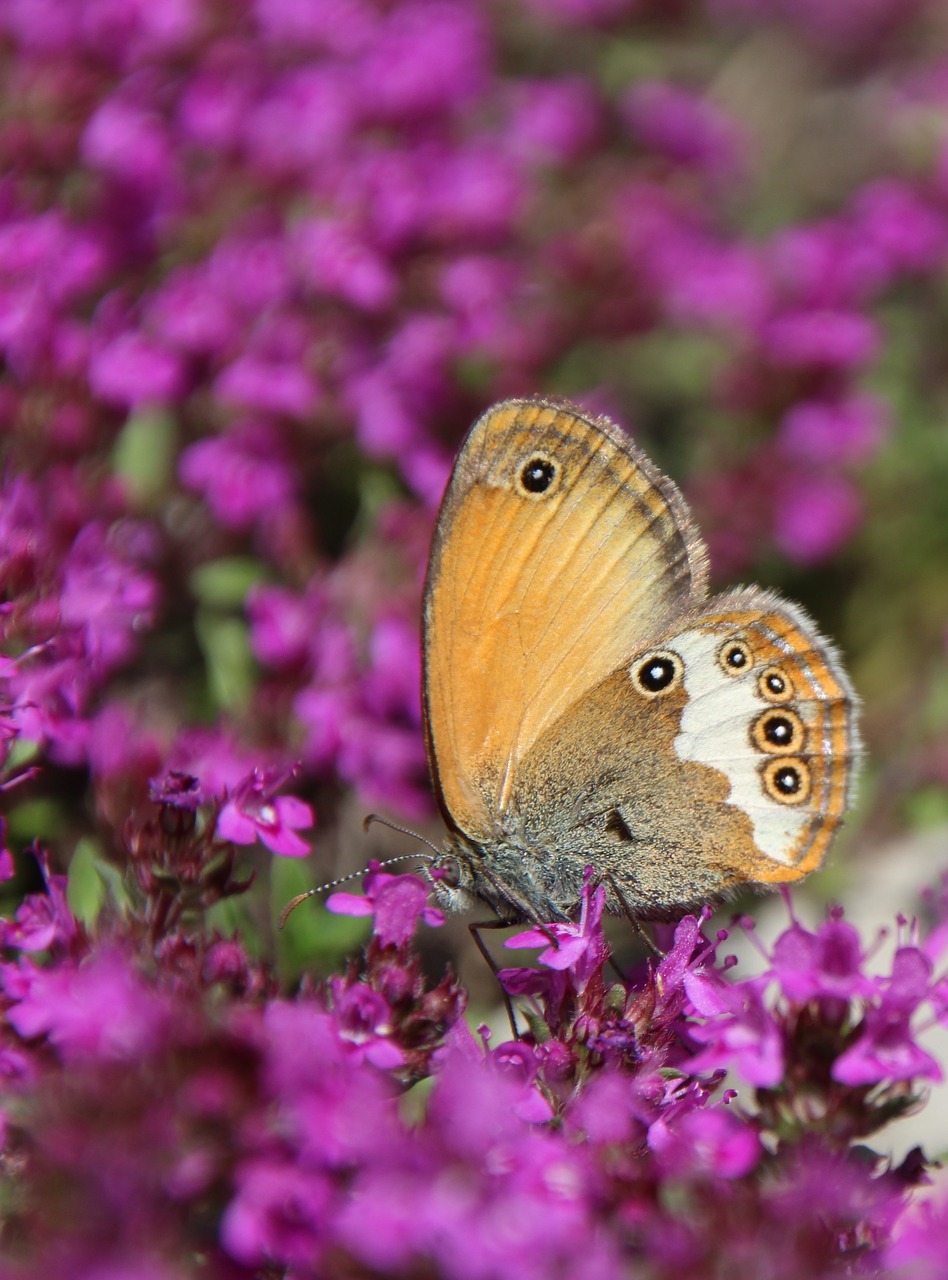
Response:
[190, 557, 268, 609]
[66, 838, 128, 925]
[194, 609, 257, 713]
[112, 409, 177, 506]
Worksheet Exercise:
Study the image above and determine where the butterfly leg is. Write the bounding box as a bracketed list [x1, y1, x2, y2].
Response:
[468, 919, 522, 1038]
[605, 873, 664, 960]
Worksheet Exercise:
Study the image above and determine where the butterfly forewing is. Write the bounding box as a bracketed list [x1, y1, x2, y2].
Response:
[423, 399, 707, 843]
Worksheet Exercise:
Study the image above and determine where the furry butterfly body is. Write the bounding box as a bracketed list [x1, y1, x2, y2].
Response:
[422, 398, 860, 922]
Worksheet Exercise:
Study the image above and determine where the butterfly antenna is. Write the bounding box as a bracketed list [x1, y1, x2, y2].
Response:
[362, 811, 441, 856]
[277, 815, 440, 931]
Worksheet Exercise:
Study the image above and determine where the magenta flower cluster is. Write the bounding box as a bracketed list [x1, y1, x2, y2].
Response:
[3, 826, 948, 1277]
[2, 0, 947, 824]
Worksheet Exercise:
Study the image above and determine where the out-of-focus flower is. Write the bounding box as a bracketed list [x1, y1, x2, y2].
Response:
[773, 471, 861, 565]
[622, 81, 747, 181]
[778, 393, 890, 465]
[179, 423, 299, 531]
[217, 765, 314, 856]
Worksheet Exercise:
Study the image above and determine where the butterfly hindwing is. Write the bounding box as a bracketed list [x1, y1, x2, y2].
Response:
[501, 589, 859, 915]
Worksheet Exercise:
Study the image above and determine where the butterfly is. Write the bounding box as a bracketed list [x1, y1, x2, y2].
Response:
[421, 397, 860, 923]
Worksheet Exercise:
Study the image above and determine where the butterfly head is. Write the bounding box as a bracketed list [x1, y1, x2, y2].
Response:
[424, 838, 482, 914]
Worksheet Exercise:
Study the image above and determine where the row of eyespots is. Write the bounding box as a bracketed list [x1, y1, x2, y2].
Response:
[629, 639, 813, 806]
[719, 637, 811, 806]
[719, 639, 796, 703]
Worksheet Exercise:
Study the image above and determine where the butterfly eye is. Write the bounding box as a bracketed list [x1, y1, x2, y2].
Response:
[759, 666, 793, 702]
[518, 454, 558, 497]
[632, 649, 683, 697]
[433, 856, 462, 888]
[752, 708, 806, 755]
[718, 638, 753, 675]
[761, 757, 811, 805]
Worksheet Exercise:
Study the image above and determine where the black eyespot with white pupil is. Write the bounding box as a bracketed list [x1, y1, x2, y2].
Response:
[718, 638, 753, 675]
[632, 649, 683, 697]
[752, 706, 805, 755]
[761, 756, 811, 805]
[640, 658, 675, 691]
[764, 716, 792, 745]
[758, 665, 794, 703]
[774, 766, 801, 794]
[520, 457, 556, 494]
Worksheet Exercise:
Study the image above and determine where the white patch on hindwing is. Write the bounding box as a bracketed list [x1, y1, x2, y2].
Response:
[664, 629, 810, 866]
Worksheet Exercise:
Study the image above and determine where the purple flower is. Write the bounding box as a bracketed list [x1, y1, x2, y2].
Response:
[327, 865, 443, 948]
[778, 393, 889, 465]
[687, 973, 786, 1088]
[88, 330, 185, 408]
[506, 872, 607, 991]
[247, 583, 320, 670]
[833, 946, 942, 1086]
[148, 769, 204, 811]
[178, 423, 299, 531]
[252, 0, 377, 55]
[294, 217, 397, 312]
[221, 1160, 332, 1269]
[0, 847, 80, 954]
[760, 307, 880, 370]
[885, 1194, 948, 1279]
[214, 354, 322, 419]
[217, 766, 314, 857]
[649, 1104, 761, 1180]
[622, 81, 746, 180]
[331, 984, 406, 1068]
[358, 3, 490, 122]
[506, 77, 602, 163]
[82, 96, 177, 193]
[59, 521, 160, 671]
[6, 948, 172, 1062]
[834, 1005, 942, 1086]
[853, 179, 948, 277]
[773, 471, 861, 565]
[768, 909, 878, 1003]
[168, 726, 266, 799]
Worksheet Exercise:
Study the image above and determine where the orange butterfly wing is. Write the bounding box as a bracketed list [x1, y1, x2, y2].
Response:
[422, 398, 707, 844]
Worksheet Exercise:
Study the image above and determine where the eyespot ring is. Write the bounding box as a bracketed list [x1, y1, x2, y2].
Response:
[631, 649, 684, 698]
[751, 708, 806, 756]
[718, 638, 753, 676]
[517, 453, 559, 498]
[758, 666, 794, 703]
[760, 757, 811, 806]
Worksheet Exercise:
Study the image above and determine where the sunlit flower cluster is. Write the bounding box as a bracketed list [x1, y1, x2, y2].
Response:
[3, 836, 948, 1277]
